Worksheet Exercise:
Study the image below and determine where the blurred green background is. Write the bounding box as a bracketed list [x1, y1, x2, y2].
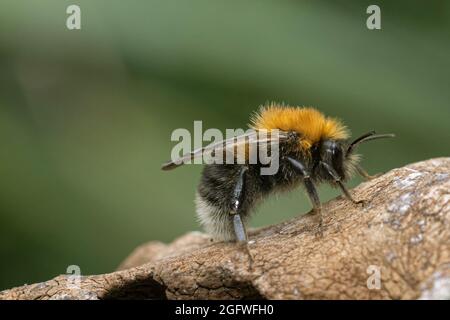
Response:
[0, 0, 449, 290]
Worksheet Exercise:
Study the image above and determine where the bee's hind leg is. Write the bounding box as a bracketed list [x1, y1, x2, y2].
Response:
[230, 166, 249, 241]
[232, 213, 248, 242]
[285, 157, 323, 235]
[229, 166, 254, 264]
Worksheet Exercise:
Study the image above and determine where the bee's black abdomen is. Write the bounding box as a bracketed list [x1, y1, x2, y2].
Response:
[195, 159, 303, 241]
[195, 164, 266, 241]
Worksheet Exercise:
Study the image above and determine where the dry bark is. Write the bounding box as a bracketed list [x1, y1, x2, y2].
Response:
[1, 158, 449, 300]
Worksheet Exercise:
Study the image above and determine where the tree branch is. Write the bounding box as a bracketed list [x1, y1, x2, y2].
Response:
[1, 158, 449, 300]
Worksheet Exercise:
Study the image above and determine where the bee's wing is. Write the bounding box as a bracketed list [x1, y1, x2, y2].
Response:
[161, 129, 289, 170]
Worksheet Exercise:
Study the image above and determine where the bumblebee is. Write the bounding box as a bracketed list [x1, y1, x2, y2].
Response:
[162, 103, 394, 242]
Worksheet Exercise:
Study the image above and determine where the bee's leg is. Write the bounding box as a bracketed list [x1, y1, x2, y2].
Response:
[230, 166, 249, 243]
[232, 213, 247, 242]
[321, 162, 364, 205]
[356, 165, 382, 181]
[229, 166, 254, 266]
[285, 157, 323, 233]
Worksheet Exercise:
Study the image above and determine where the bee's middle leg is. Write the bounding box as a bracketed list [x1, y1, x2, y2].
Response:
[285, 157, 323, 234]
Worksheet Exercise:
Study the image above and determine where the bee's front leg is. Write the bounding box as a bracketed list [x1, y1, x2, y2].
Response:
[230, 166, 249, 242]
[356, 165, 382, 181]
[320, 161, 364, 205]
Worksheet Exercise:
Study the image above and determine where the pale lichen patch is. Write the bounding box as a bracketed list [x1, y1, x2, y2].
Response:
[393, 172, 423, 189]
[419, 271, 450, 300]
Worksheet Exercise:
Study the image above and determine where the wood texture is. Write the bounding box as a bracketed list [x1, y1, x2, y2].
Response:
[1, 158, 449, 300]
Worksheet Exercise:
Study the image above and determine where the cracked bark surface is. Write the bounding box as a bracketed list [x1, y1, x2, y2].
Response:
[1, 158, 449, 300]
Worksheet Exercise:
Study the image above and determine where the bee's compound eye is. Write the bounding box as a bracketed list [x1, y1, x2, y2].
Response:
[321, 140, 335, 155]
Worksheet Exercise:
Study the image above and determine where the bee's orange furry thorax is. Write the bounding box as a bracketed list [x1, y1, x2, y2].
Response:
[250, 104, 349, 151]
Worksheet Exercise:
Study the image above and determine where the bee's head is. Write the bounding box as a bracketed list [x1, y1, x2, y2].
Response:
[318, 139, 348, 180]
[316, 132, 395, 182]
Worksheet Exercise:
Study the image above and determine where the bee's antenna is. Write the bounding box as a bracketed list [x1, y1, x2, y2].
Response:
[346, 131, 395, 156]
